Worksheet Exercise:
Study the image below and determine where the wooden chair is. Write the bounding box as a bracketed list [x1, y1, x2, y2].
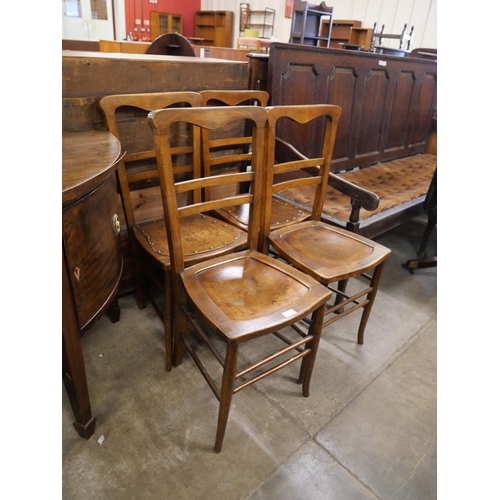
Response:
[147, 105, 331, 453]
[263, 105, 392, 345]
[370, 22, 415, 52]
[199, 90, 311, 232]
[99, 92, 248, 372]
[146, 33, 196, 57]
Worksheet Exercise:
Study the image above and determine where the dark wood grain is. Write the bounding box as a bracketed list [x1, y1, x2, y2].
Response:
[62, 130, 123, 438]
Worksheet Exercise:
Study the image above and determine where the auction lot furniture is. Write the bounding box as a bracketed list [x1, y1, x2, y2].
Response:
[62, 129, 123, 438]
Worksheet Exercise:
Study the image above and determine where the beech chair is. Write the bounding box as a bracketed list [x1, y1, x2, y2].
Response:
[147, 105, 331, 453]
[199, 90, 311, 232]
[99, 92, 248, 372]
[262, 105, 392, 345]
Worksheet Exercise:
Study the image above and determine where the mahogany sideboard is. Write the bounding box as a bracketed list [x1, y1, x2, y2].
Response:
[62, 129, 123, 439]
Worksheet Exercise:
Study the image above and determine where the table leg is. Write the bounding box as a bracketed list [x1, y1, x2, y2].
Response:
[62, 252, 96, 439]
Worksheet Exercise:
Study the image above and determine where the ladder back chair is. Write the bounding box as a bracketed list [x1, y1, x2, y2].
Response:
[99, 92, 248, 372]
[262, 105, 392, 344]
[148, 105, 331, 453]
[199, 90, 311, 232]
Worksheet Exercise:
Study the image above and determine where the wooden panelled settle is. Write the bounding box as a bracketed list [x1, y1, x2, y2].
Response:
[268, 43, 436, 170]
[267, 43, 437, 237]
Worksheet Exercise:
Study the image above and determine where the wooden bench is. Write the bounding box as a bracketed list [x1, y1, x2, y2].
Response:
[266, 43, 437, 239]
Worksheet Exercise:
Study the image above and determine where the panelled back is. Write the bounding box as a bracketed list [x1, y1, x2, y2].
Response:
[267, 43, 437, 173]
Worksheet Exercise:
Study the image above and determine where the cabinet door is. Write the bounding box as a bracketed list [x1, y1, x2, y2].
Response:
[62, 176, 122, 331]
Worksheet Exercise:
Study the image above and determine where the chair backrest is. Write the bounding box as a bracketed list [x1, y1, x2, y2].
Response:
[148, 106, 268, 273]
[99, 91, 203, 230]
[199, 90, 269, 108]
[260, 104, 342, 250]
[198, 90, 270, 200]
[146, 33, 196, 57]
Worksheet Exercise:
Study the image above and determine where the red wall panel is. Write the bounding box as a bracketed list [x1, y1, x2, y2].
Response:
[125, 0, 200, 40]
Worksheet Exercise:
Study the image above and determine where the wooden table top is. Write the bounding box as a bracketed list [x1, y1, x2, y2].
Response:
[62, 129, 122, 207]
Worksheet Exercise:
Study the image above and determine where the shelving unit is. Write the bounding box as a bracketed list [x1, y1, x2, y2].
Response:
[240, 7, 275, 39]
[194, 11, 234, 47]
[318, 19, 361, 48]
[289, 0, 334, 47]
[150, 12, 183, 41]
[348, 27, 374, 50]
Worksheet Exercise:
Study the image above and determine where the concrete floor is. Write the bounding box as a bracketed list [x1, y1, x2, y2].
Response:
[62, 216, 437, 499]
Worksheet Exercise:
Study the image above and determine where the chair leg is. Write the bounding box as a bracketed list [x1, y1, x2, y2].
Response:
[163, 272, 172, 372]
[417, 211, 437, 259]
[357, 262, 385, 345]
[172, 285, 188, 368]
[214, 343, 239, 453]
[333, 278, 349, 313]
[130, 239, 148, 310]
[299, 302, 326, 397]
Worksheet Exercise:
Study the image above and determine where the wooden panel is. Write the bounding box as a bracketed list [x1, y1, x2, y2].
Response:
[409, 72, 437, 147]
[62, 51, 249, 131]
[326, 67, 357, 163]
[356, 69, 389, 157]
[385, 70, 415, 151]
[272, 63, 323, 157]
[63, 176, 122, 330]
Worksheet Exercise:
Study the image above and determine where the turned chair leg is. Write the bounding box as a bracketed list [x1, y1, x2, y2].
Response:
[357, 262, 385, 345]
[214, 343, 239, 453]
[333, 278, 349, 313]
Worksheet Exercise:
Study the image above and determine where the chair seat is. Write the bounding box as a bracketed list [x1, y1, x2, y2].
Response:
[268, 220, 391, 283]
[181, 250, 331, 342]
[215, 197, 310, 232]
[134, 213, 248, 271]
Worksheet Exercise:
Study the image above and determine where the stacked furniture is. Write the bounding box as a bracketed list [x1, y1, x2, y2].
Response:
[289, 0, 334, 47]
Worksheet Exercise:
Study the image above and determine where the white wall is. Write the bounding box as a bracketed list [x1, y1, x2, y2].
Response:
[201, 0, 437, 50]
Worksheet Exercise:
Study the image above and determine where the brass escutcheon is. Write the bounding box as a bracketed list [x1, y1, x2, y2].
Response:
[112, 214, 121, 235]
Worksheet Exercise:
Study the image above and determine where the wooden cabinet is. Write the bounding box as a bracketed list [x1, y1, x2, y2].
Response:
[240, 8, 275, 39]
[195, 11, 234, 47]
[319, 19, 361, 48]
[62, 129, 123, 439]
[289, 0, 334, 47]
[150, 12, 183, 40]
[348, 27, 374, 50]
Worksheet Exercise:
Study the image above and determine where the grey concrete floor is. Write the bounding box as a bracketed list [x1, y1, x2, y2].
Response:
[62, 216, 437, 499]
